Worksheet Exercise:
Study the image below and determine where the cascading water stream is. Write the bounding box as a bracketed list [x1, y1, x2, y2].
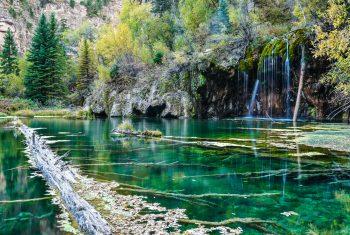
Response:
[248, 79, 260, 116]
[284, 40, 291, 118]
[243, 72, 249, 109]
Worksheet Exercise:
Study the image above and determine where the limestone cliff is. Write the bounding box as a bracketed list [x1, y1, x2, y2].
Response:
[0, 0, 121, 53]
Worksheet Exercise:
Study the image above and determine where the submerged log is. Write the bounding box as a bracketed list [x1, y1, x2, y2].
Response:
[15, 121, 112, 235]
[13, 120, 285, 234]
[112, 129, 162, 138]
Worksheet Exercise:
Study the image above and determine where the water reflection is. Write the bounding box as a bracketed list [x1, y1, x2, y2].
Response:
[0, 128, 60, 235]
[15, 118, 350, 233]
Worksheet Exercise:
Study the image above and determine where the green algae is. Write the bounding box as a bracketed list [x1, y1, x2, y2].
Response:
[2, 118, 350, 234]
[297, 130, 350, 152]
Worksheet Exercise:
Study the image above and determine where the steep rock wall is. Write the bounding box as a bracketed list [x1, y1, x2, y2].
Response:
[0, 0, 121, 53]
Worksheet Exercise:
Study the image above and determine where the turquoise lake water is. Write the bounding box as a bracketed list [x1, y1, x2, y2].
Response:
[1, 118, 350, 234]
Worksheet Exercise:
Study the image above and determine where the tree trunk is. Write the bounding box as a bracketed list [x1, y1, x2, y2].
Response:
[293, 45, 306, 122]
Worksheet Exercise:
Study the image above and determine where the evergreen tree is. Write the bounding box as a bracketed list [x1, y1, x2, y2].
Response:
[0, 29, 19, 75]
[77, 39, 96, 104]
[152, 0, 173, 14]
[47, 14, 66, 99]
[24, 14, 65, 103]
[210, 0, 231, 34]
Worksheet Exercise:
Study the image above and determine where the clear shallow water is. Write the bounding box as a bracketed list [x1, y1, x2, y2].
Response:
[1, 118, 350, 234]
[0, 127, 61, 235]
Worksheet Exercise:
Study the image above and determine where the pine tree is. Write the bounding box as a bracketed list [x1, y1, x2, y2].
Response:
[77, 39, 96, 105]
[47, 14, 66, 99]
[210, 0, 231, 34]
[24, 14, 65, 104]
[152, 0, 173, 14]
[0, 28, 19, 75]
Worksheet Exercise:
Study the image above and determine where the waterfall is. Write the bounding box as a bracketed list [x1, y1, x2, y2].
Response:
[248, 79, 260, 116]
[284, 41, 291, 118]
[248, 40, 292, 118]
[243, 72, 248, 95]
[243, 72, 249, 109]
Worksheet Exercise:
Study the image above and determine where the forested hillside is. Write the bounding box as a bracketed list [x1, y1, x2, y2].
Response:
[0, 0, 349, 121]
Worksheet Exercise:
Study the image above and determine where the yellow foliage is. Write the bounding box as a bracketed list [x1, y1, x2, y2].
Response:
[96, 23, 133, 64]
[96, 0, 172, 64]
[315, 0, 350, 61]
[97, 64, 111, 82]
[120, 0, 153, 37]
[179, 0, 212, 34]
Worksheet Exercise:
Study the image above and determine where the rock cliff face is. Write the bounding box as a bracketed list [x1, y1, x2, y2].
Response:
[87, 78, 192, 118]
[87, 38, 248, 119]
[86, 64, 194, 118]
[0, 0, 121, 53]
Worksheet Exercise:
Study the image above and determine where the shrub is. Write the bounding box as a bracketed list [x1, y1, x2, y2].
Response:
[0, 97, 37, 114]
[142, 130, 162, 137]
[0, 74, 25, 97]
[12, 108, 93, 119]
[8, 7, 17, 18]
[153, 51, 164, 64]
[12, 109, 35, 117]
[117, 121, 134, 132]
[109, 63, 119, 80]
[69, 0, 75, 8]
[64, 109, 94, 119]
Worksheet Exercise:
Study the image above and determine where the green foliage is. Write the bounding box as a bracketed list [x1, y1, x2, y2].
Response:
[69, 0, 75, 8]
[0, 29, 19, 75]
[0, 73, 24, 97]
[210, 0, 231, 34]
[151, 0, 173, 14]
[11, 108, 93, 119]
[252, 0, 292, 25]
[117, 120, 134, 132]
[63, 21, 96, 49]
[76, 39, 96, 104]
[0, 30, 24, 98]
[0, 96, 37, 114]
[257, 28, 308, 68]
[314, 0, 350, 97]
[153, 51, 164, 64]
[24, 14, 66, 104]
[96, 0, 173, 64]
[109, 63, 119, 80]
[81, 0, 110, 17]
[8, 7, 17, 18]
[179, 0, 213, 35]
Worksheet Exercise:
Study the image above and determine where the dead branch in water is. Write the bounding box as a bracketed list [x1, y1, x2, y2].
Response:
[117, 187, 280, 199]
[0, 197, 52, 204]
[14, 120, 112, 235]
[13, 120, 285, 234]
[179, 217, 285, 234]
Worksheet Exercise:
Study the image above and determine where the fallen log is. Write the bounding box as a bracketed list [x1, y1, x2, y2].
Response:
[13, 120, 285, 234]
[14, 120, 112, 235]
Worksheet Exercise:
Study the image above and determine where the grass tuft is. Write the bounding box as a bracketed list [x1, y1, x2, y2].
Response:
[142, 130, 162, 137]
[117, 121, 134, 132]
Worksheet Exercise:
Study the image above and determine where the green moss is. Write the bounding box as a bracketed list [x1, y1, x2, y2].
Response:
[142, 130, 163, 137]
[257, 28, 309, 69]
[238, 45, 256, 72]
[258, 39, 287, 68]
[296, 130, 350, 152]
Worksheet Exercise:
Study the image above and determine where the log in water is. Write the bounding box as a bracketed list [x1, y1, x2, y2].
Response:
[15, 121, 112, 235]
